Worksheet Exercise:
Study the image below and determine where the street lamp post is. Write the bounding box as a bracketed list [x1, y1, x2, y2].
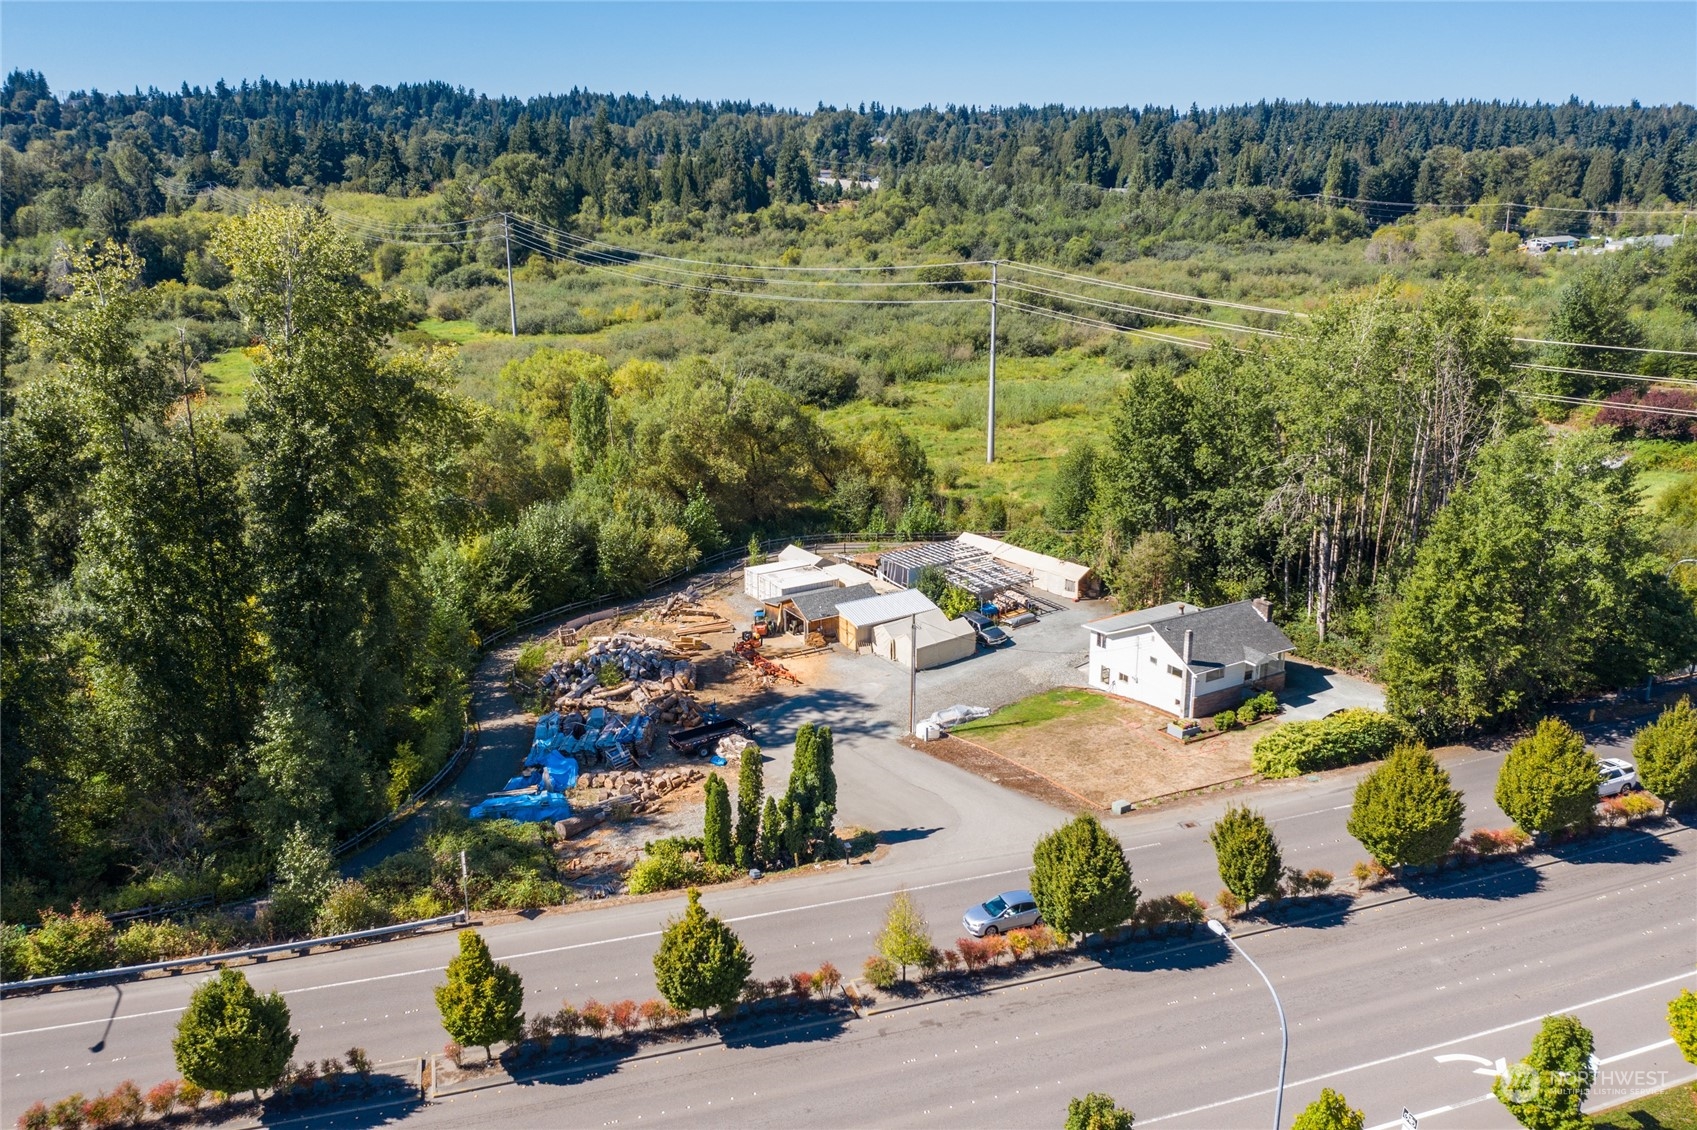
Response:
[1208, 919, 1288, 1130]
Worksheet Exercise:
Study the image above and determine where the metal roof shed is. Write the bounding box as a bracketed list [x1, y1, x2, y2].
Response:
[835, 588, 939, 648]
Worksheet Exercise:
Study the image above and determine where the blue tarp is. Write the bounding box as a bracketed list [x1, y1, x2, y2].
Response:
[502, 772, 541, 792]
[535, 752, 579, 791]
[470, 792, 573, 822]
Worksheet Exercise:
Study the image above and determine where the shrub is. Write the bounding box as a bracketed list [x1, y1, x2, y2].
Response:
[596, 661, 624, 689]
[1172, 891, 1208, 922]
[26, 905, 116, 975]
[638, 998, 670, 1029]
[176, 1081, 204, 1109]
[1, 922, 32, 980]
[1601, 792, 1659, 824]
[609, 999, 640, 1036]
[553, 1006, 581, 1042]
[514, 641, 549, 683]
[1215, 888, 1242, 919]
[47, 1095, 85, 1128]
[1213, 709, 1237, 731]
[490, 868, 566, 911]
[1283, 868, 1335, 898]
[314, 881, 392, 936]
[346, 1046, 373, 1083]
[813, 961, 842, 997]
[1462, 827, 1530, 857]
[144, 1080, 180, 1115]
[579, 1000, 609, 1036]
[918, 946, 943, 979]
[1007, 929, 1035, 961]
[788, 972, 814, 999]
[443, 1042, 463, 1068]
[114, 921, 209, 966]
[862, 955, 899, 989]
[956, 937, 989, 972]
[109, 1081, 143, 1123]
[81, 1092, 120, 1129]
[981, 933, 1010, 965]
[941, 948, 962, 972]
[1246, 692, 1279, 718]
[16, 1101, 48, 1130]
[1252, 710, 1413, 778]
[1670, 989, 1697, 1066]
[627, 840, 707, 895]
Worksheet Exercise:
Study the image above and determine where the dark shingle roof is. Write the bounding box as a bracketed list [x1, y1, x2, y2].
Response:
[790, 583, 877, 622]
[1148, 600, 1295, 669]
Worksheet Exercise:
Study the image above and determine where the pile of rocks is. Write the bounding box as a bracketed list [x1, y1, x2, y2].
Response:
[542, 633, 706, 727]
[577, 765, 710, 797]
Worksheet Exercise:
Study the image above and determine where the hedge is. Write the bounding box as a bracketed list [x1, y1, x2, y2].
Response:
[1252, 709, 1413, 778]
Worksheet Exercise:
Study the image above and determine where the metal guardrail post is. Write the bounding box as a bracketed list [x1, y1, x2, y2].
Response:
[0, 911, 467, 995]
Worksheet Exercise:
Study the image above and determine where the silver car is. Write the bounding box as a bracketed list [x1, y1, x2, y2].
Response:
[1599, 758, 1640, 797]
[962, 889, 1041, 937]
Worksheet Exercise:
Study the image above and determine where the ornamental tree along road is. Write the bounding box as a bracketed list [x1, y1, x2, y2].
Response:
[1495, 719, 1601, 836]
[1030, 813, 1139, 942]
[434, 929, 525, 1063]
[1346, 744, 1466, 869]
[172, 968, 297, 1101]
[876, 889, 934, 980]
[1493, 1013, 1594, 1130]
[653, 888, 752, 1017]
[1635, 696, 1697, 812]
[1210, 805, 1283, 904]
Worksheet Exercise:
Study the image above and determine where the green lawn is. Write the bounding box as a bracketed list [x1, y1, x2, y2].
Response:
[954, 687, 1116, 735]
[201, 348, 255, 410]
[1590, 1081, 1697, 1129]
[416, 318, 495, 344]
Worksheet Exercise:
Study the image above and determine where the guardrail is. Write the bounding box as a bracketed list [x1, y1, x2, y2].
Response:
[0, 912, 467, 996]
[105, 894, 217, 926]
[334, 724, 478, 858]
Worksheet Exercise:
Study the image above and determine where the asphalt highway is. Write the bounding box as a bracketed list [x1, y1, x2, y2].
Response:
[0, 727, 1672, 1125]
[130, 821, 1697, 1129]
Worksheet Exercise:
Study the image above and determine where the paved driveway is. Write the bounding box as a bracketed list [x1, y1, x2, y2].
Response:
[1278, 658, 1387, 721]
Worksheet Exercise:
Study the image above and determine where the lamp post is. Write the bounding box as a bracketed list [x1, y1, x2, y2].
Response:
[1208, 919, 1288, 1130]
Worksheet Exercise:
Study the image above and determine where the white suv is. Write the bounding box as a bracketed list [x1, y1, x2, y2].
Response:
[1598, 758, 1640, 797]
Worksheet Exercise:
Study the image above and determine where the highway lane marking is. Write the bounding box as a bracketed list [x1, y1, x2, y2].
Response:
[1139, 967, 1697, 1125]
[1363, 1064, 1697, 1130]
[0, 864, 1036, 1039]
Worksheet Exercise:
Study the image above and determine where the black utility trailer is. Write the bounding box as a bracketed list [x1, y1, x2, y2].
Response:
[668, 717, 752, 756]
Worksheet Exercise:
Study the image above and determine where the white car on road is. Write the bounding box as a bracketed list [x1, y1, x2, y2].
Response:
[1598, 757, 1640, 797]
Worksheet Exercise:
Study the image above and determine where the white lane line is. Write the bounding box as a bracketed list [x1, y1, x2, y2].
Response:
[1601, 1037, 1675, 1064]
[1140, 968, 1697, 1124]
[1367, 1069, 1697, 1130]
[1276, 804, 1354, 822]
[1, 864, 1034, 1037]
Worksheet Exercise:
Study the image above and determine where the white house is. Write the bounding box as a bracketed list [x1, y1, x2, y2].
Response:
[1083, 598, 1295, 719]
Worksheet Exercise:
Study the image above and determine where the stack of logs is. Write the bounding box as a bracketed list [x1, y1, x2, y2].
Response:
[554, 765, 711, 840]
[545, 633, 705, 727]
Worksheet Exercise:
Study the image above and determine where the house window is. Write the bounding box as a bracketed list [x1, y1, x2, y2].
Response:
[1065, 579, 1077, 593]
[1094, 633, 1106, 648]
[1166, 664, 1183, 678]
[1204, 668, 1223, 682]
[1100, 666, 1111, 685]
[1150, 655, 1157, 665]
[1119, 672, 1129, 683]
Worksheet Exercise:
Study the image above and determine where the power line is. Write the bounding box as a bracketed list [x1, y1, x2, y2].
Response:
[1514, 337, 1697, 358]
[1000, 298, 1217, 351]
[1514, 363, 1697, 389]
[1302, 193, 1697, 219]
[1002, 260, 1306, 317]
[997, 278, 1288, 336]
[1511, 390, 1697, 418]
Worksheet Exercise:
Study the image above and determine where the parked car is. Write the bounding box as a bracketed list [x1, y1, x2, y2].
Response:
[1598, 757, 1640, 797]
[962, 611, 1012, 648]
[962, 889, 1041, 936]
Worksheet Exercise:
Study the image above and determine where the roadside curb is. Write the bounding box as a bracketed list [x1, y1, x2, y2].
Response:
[427, 1006, 856, 1098]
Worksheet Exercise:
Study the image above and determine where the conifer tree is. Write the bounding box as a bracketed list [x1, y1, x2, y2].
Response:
[735, 746, 763, 869]
[702, 771, 732, 866]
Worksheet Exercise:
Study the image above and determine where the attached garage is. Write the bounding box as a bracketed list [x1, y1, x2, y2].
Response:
[873, 610, 977, 670]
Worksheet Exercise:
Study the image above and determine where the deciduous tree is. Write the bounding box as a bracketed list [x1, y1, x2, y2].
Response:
[1291, 1089, 1364, 1130]
[1493, 1014, 1593, 1130]
[652, 888, 752, 1017]
[1346, 745, 1466, 868]
[1030, 814, 1139, 942]
[1064, 1092, 1134, 1130]
[434, 929, 524, 1063]
[1210, 805, 1283, 905]
[1495, 719, 1599, 836]
[876, 889, 933, 980]
[172, 969, 297, 1101]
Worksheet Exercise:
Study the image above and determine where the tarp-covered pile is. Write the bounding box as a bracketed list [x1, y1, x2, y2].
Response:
[470, 792, 573, 822]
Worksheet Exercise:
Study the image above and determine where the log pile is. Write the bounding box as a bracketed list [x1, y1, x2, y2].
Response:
[543, 633, 707, 726]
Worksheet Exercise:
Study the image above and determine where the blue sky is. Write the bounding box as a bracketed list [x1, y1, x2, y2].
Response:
[4, 2, 1694, 110]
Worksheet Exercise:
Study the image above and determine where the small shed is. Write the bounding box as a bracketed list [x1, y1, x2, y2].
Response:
[873, 609, 977, 670]
[835, 588, 940, 648]
[750, 565, 839, 604]
[777, 583, 877, 640]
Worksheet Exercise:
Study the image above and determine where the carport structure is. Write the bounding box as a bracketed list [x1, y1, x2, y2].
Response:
[876, 542, 1033, 603]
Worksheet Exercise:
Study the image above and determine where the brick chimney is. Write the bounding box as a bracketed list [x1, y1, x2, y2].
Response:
[1181, 629, 1195, 720]
[1252, 597, 1272, 622]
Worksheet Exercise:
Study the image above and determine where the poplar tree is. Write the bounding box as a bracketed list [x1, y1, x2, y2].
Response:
[702, 772, 732, 866]
[734, 746, 763, 869]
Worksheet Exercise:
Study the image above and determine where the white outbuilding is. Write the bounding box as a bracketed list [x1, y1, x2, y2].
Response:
[872, 609, 977, 670]
[834, 588, 941, 649]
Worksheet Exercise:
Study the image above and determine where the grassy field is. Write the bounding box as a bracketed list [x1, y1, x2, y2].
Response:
[1589, 1081, 1697, 1129]
[201, 348, 255, 410]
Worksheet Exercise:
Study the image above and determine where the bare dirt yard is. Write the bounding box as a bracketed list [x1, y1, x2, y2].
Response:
[944, 688, 1264, 808]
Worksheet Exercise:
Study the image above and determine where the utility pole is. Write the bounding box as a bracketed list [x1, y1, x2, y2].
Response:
[502, 213, 518, 337]
[986, 260, 998, 464]
[908, 611, 918, 737]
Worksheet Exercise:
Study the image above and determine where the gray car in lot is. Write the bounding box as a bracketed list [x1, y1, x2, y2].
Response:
[962, 889, 1041, 936]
